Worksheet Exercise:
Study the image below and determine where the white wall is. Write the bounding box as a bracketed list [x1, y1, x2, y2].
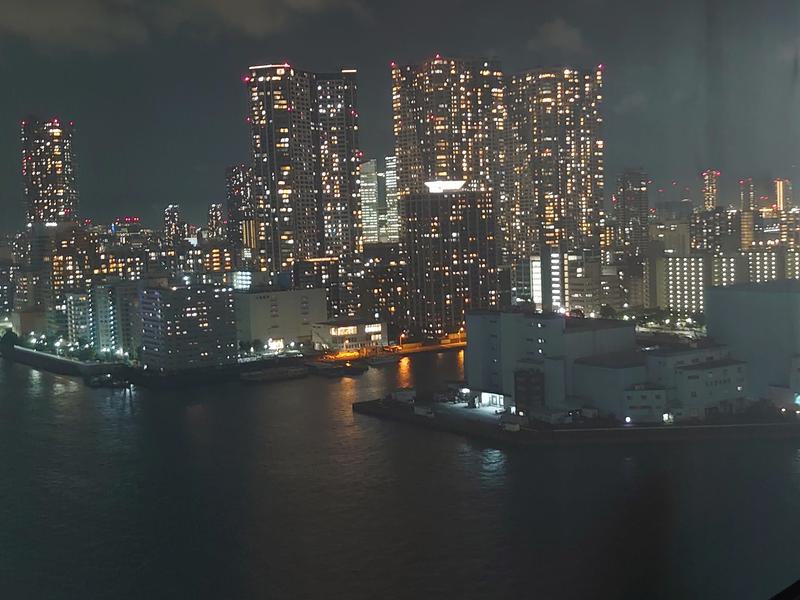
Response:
[235, 288, 327, 346]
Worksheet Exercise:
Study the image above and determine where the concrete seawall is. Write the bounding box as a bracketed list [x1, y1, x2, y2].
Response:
[353, 399, 800, 447]
[1, 345, 127, 378]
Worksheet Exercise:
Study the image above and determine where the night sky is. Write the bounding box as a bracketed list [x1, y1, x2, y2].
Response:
[1, 0, 799, 231]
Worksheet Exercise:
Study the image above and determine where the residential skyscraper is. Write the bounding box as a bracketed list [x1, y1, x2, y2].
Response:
[207, 203, 225, 240]
[376, 170, 389, 241]
[317, 70, 362, 255]
[403, 182, 497, 337]
[391, 56, 505, 333]
[362, 243, 406, 338]
[360, 159, 381, 244]
[47, 225, 97, 334]
[613, 169, 649, 256]
[701, 169, 720, 211]
[248, 64, 318, 273]
[507, 66, 605, 255]
[391, 56, 507, 248]
[739, 177, 756, 211]
[163, 205, 184, 246]
[384, 155, 399, 243]
[21, 117, 78, 225]
[246, 64, 362, 315]
[225, 164, 257, 252]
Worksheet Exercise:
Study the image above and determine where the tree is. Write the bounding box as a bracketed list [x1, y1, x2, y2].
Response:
[0, 330, 19, 356]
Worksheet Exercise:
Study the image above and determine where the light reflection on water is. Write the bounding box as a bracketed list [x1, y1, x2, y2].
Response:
[1, 353, 800, 599]
[396, 356, 412, 388]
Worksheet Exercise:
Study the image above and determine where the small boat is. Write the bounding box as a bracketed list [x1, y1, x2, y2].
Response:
[241, 365, 310, 383]
[315, 360, 369, 378]
[85, 374, 130, 389]
[341, 361, 369, 375]
[367, 354, 401, 366]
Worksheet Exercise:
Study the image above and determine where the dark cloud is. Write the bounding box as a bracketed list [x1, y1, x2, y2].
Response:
[526, 17, 586, 55]
[0, 0, 149, 51]
[156, 0, 367, 39]
[1, 0, 799, 230]
[0, 0, 361, 51]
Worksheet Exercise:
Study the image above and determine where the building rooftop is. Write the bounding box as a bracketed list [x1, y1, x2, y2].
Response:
[575, 351, 646, 369]
[645, 339, 721, 357]
[468, 310, 633, 332]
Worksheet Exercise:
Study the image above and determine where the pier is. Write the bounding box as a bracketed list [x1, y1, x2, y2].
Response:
[352, 398, 800, 447]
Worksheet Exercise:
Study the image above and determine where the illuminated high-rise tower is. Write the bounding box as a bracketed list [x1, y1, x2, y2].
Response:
[225, 164, 256, 251]
[613, 169, 649, 256]
[206, 203, 225, 240]
[507, 66, 605, 255]
[360, 159, 380, 244]
[21, 117, 78, 225]
[391, 56, 504, 334]
[245, 64, 362, 314]
[775, 178, 793, 211]
[247, 64, 317, 273]
[316, 70, 362, 314]
[163, 205, 184, 246]
[391, 56, 507, 232]
[404, 183, 497, 337]
[384, 155, 399, 243]
[701, 169, 720, 211]
[739, 178, 756, 211]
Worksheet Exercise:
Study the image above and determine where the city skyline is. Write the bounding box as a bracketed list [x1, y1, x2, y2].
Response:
[5, 5, 800, 349]
[1, 0, 800, 230]
[5, 5, 800, 600]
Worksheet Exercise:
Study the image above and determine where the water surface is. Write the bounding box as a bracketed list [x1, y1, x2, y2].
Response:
[0, 351, 798, 599]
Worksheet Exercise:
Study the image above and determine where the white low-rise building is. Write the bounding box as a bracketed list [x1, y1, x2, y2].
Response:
[574, 342, 747, 422]
[467, 309, 748, 423]
[466, 311, 636, 415]
[234, 288, 327, 351]
[311, 319, 388, 352]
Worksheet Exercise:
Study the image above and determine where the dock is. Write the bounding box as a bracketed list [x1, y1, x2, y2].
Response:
[352, 398, 800, 447]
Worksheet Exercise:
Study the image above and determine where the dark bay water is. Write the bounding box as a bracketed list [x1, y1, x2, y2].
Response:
[1, 350, 799, 599]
